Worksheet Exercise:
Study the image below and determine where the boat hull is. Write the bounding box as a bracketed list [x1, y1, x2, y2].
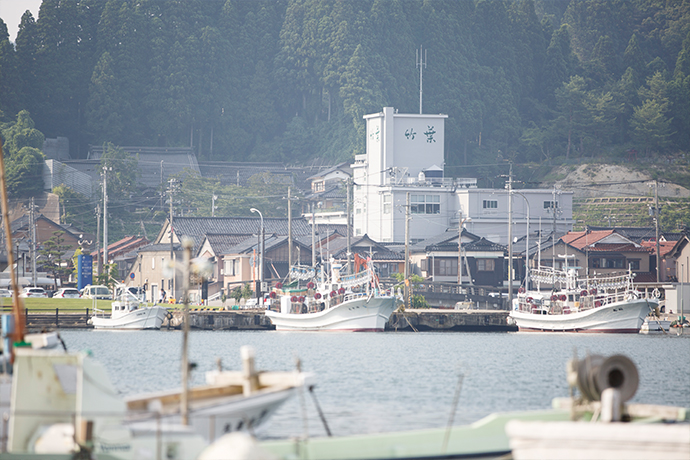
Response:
[265, 296, 397, 331]
[509, 298, 654, 333]
[91, 306, 168, 330]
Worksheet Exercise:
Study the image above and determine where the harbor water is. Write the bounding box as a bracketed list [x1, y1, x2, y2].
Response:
[60, 330, 690, 440]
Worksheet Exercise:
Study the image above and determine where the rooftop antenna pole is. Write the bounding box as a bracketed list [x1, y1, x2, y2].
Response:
[416, 45, 426, 114]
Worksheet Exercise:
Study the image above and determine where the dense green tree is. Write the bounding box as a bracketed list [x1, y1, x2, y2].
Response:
[1, 0, 688, 166]
[554, 76, 589, 160]
[0, 20, 21, 122]
[1, 110, 45, 197]
[631, 99, 673, 155]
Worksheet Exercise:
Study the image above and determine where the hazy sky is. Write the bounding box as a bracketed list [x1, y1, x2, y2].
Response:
[0, 0, 42, 43]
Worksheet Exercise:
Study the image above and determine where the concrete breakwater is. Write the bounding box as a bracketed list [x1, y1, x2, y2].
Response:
[24, 309, 515, 332]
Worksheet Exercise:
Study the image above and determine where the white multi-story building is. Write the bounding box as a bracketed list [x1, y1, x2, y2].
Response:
[352, 107, 573, 245]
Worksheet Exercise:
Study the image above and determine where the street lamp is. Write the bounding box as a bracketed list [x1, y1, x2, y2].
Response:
[250, 208, 264, 303]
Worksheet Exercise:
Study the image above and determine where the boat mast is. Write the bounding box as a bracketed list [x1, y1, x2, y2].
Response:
[0, 141, 25, 345]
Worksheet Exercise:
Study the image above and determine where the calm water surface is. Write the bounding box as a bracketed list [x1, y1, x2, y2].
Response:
[60, 330, 690, 439]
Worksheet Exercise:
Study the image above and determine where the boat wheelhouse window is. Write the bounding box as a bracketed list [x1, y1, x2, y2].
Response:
[483, 200, 498, 209]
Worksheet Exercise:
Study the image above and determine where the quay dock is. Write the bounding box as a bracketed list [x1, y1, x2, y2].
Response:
[21, 308, 515, 332]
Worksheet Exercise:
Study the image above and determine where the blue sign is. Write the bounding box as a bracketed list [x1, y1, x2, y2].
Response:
[77, 254, 93, 290]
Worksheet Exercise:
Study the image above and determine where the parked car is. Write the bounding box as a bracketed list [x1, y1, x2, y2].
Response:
[54, 287, 81, 299]
[20, 287, 48, 298]
[0, 289, 12, 298]
[80, 285, 112, 300]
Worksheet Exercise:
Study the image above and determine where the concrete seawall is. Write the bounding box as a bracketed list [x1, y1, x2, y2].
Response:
[24, 308, 516, 332]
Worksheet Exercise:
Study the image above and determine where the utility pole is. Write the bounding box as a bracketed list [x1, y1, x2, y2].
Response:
[404, 192, 411, 306]
[653, 180, 661, 283]
[103, 167, 109, 273]
[416, 45, 427, 115]
[346, 179, 352, 273]
[288, 187, 293, 268]
[96, 203, 101, 276]
[416, 46, 427, 115]
[507, 164, 513, 309]
[458, 213, 463, 286]
[311, 202, 316, 268]
[29, 197, 37, 287]
[211, 193, 217, 217]
[169, 178, 178, 297]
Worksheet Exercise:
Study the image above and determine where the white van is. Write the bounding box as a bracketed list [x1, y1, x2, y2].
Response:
[80, 285, 112, 300]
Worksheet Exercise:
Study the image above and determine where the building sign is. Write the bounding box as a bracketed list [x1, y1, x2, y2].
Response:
[77, 254, 93, 290]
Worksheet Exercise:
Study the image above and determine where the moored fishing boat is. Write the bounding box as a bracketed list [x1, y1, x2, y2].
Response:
[89, 282, 168, 330]
[264, 261, 399, 332]
[200, 352, 689, 460]
[509, 266, 658, 333]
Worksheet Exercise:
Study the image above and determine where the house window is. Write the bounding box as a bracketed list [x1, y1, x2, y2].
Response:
[355, 228, 362, 236]
[628, 259, 640, 270]
[383, 195, 392, 214]
[544, 201, 558, 209]
[224, 259, 236, 276]
[477, 259, 495, 271]
[483, 200, 498, 209]
[591, 257, 624, 269]
[411, 195, 440, 214]
[435, 258, 457, 276]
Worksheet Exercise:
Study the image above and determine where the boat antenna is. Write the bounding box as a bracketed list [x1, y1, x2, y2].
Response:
[442, 367, 465, 454]
[0, 139, 26, 348]
[308, 385, 332, 436]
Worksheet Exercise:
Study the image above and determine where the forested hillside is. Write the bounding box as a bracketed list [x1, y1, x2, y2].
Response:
[1, 0, 688, 171]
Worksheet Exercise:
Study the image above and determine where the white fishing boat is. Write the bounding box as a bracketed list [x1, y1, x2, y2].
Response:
[264, 261, 398, 332]
[125, 346, 311, 443]
[4, 345, 309, 459]
[509, 266, 658, 333]
[89, 283, 168, 330]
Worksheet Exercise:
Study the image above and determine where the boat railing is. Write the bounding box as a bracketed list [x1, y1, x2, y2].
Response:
[517, 287, 641, 314]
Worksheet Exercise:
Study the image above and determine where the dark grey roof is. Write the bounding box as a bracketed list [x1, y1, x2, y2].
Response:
[137, 243, 182, 253]
[201, 234, 254, 256]
[306, 162, 352, 180]
[464, 237, 506, 252]
[410, 229, 481, 252]
[169, 216, 312, 249]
